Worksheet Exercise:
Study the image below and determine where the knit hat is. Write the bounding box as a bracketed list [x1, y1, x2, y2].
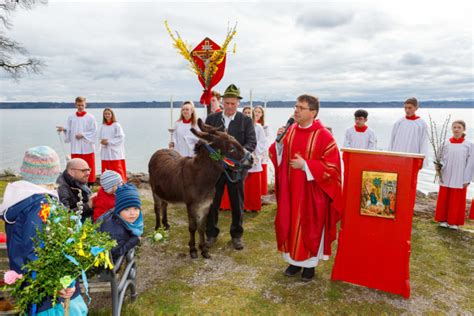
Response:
[100, 170, 123, 193]
[114, 184, 141, 213]
[20, 146, 61, 185]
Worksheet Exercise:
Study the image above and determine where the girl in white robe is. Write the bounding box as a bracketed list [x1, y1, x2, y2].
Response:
[99, 108, 127, 181]
[435, 120, 473, 229]
[170, 101, 200, 157]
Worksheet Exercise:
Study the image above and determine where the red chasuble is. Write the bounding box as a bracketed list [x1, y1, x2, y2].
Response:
[269, 120, 342, 261]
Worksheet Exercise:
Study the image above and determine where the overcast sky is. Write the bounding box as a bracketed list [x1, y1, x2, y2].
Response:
[0, 0, 472, 102]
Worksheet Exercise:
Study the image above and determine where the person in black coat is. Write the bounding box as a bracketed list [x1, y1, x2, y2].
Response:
[56, 158, 93, 221]
[99, 184, 143, 262]
[204, 84, 257, 250]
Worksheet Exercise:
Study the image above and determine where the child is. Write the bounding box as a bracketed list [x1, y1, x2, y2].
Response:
[434, 120, 473, 229]
[0, 146, 87, 314]
[56, 96, 98, 186]
[170, 101, 200, 157]
[92, 170, 123, 222]
[100, 184, 143, 261]
[343, 109, 377, 149]
[100, 108, 127, 181]
[388, 97, 429, 165]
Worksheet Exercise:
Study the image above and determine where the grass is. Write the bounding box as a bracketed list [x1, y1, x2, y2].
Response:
[1, 180, 473, 314]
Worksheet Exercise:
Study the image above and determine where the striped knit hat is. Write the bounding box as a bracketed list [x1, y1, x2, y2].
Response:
[20, 146, 61, 185]
[100, 170, 123, 193]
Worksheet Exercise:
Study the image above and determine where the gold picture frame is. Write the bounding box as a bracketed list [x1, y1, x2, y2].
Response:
[360, 171, 398, 219]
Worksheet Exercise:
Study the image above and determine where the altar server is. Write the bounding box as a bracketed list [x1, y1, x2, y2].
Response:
[388, 97, 429, 166]
[170, 101, 200, 157]
[99, 108, 127, 181]
[56, 96, 98, 186]
[343, 109, 377, 150]
[435, 120, 473, 229]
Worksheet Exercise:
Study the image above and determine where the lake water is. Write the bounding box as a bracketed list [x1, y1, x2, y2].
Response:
[1, 107, 473, 197]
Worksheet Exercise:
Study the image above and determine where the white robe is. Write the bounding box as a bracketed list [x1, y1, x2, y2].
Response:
[63, 113, 98, 155]
[440, 139, 473, 189]
[261, 125, 273, 164]
[388, 117, 429, 167]
[249, 123, 268, 173]
[171, 121, 200, 157]
[343, 126, 377, 150]
[99, 123, 126, 161]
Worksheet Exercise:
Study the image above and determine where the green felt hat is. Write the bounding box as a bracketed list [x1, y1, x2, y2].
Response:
[222, 84, 242, 99]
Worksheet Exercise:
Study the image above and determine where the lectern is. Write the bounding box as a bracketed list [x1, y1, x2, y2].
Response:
[331, 148, 424, 298]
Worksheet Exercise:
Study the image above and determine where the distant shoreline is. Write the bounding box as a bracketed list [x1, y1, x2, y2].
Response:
[1, 100, 473, 109]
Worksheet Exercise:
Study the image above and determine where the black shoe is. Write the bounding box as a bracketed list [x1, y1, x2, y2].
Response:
[206, 236, 217, 248]
[231, 238, 244, 250]
[284, 265, 301, 277]
[301, 268, 315, 282]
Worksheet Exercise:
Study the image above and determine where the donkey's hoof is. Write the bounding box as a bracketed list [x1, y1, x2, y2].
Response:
[190, 251, 198, 259]
[201, 251, 211, 259]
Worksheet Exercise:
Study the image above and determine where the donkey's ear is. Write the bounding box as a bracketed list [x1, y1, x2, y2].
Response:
[199, 118, 221, 134]
[191, 128, 214, 141]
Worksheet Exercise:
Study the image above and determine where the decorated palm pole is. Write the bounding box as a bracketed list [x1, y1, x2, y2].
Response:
[165, 21, 237, 115]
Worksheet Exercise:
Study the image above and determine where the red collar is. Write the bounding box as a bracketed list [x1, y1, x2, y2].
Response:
[182, 118, 192, 124]
[76, 111, 87, 117]
[405, 115, 420, 120]
[257, 119, 263, 124]
[450, 137, 465, 144]
[214, 108, 222, 113]
[354, 125, 368, 133]
[105, 121, 113, 126]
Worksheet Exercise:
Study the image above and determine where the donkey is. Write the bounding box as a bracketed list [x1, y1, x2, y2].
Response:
[148, 119, 253, 258]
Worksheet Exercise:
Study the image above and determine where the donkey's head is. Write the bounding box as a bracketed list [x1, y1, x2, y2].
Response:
[191, 119, 253, 171]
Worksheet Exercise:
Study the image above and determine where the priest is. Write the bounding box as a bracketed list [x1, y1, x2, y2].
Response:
[269, 94, 343, 282]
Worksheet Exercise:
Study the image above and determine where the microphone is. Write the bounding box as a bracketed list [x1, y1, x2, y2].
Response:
[275, 117, 295, 143]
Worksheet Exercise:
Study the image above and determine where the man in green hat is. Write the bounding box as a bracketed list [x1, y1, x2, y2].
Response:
[204, 84, 256, 250]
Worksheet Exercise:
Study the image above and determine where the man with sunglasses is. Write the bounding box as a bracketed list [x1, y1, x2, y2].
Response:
[56, 158, 94, 221]
[270, 94, 343, 282]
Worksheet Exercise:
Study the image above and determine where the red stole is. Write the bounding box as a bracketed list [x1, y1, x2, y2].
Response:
[405, 115, 420, 120]
[269, 120, 342, 259]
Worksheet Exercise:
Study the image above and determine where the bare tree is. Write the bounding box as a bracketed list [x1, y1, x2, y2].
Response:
[0, 0, 46, 80]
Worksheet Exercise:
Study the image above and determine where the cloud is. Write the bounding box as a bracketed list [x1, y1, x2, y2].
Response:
[400, 53, 424, 65]
[0, 1, 472, 102]
[296, 8, 354, 30]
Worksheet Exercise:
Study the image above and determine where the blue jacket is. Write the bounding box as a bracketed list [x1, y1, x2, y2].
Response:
[99, 211, 140, 262]
[2, 193, 81, 314]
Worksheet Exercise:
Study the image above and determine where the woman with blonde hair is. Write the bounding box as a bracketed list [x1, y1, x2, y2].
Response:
[169, 101, 200, 157]
[99, 107, 127, 181]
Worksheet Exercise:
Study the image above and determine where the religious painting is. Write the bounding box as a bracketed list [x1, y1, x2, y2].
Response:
[360, 171, 398, 219]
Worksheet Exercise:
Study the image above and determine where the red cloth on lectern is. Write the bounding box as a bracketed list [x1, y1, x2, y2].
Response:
[469, 199, 474, 220]
[244, 172, 262, 211]
[261, 164, 268, 195]
[269, 120, 342, 260]
[101, 159, 127, 182]
[220, 185, 231, 210]
[71, 153, 96, 183]
[435, 185, 467, 225]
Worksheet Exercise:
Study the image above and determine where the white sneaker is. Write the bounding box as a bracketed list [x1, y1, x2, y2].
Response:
[439, 222, 448, 228]
[448, 225, 459, 230]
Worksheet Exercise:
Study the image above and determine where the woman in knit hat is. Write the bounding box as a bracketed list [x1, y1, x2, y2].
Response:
[0, 146, 88, 315]
[100, 183, 143, 262]
[91, 170, 123, 222]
